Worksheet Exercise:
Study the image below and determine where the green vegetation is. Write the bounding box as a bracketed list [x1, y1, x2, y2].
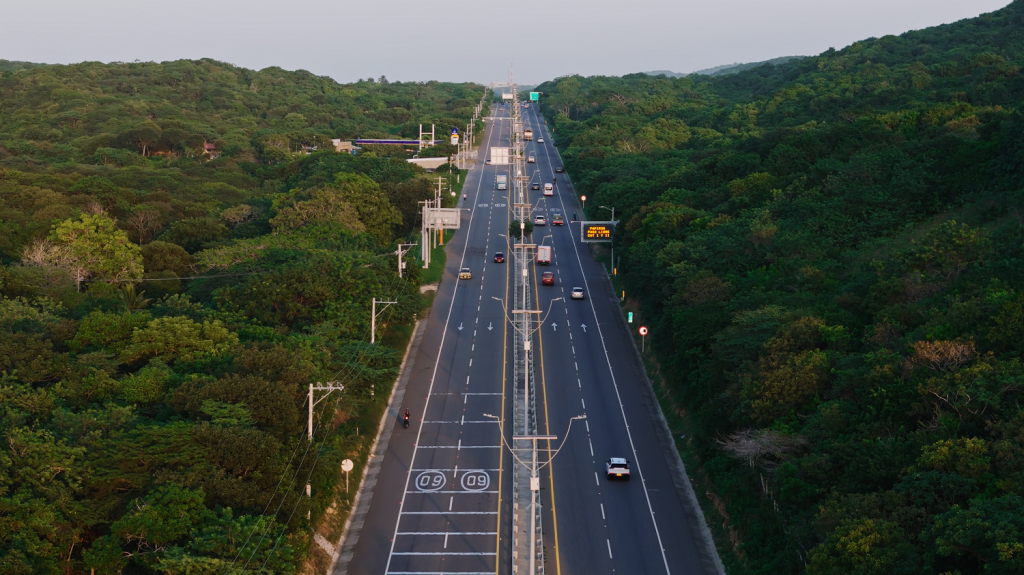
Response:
[0, 58, 482, 573]
[539, 2, 1024, 573]
[646, 56, 807, 79]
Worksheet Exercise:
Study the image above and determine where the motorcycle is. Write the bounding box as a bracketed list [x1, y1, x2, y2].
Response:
[403, 409, 410, 429]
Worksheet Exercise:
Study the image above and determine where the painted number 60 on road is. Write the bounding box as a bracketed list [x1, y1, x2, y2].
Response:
[415, 471, 446, 491]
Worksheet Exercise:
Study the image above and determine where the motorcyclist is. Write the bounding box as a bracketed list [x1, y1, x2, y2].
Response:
[572, 212, 577, 221]
[403, 409, 410, 427]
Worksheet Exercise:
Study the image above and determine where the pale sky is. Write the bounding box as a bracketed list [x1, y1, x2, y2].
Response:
[1, 0, 1012, 85]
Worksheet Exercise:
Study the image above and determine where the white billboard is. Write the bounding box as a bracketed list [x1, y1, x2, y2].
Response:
[490, 147, 509, 165]
[423, 207, 462, 230]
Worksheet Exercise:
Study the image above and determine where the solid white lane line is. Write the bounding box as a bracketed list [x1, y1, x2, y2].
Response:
[406, 490, 499, 494]
[387, 548, 495, 552]
[410, 468, 501, 471]
[401, 511, 498, 515]
[396, 532, 498, 536]
[416, 445, 501, 449]
[383, 116, 495, 575]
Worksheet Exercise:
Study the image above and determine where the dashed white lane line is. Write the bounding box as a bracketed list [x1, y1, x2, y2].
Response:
[594, 472, 599, 486]
[607, 540, 613, 559]
[581, 398, 586, 409]
[600, 503, 605, 520]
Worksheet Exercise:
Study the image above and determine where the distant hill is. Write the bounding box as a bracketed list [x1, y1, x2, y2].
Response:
[643, 55, 806, 78]
[0, 59, 45, 73]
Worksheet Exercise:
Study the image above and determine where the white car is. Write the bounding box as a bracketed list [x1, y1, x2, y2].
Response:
[538, 137, 545, 143]
[534, 215, 546, 226]
[606, 458, 630, 480]
[570, 287, 584, 300]
[543, 183, 553, 196]
[528, 155, 536, 163]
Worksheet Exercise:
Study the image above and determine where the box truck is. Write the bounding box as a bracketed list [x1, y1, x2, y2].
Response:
[536, 245, 551, 265]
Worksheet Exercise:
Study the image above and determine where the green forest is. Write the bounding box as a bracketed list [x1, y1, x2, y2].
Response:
[0, 58, 483, 574]
[539, 2, 1024, 574]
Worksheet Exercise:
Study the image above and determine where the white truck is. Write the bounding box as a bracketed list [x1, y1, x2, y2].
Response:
[536, 245, 551, 265]
[496, 174, 507, 190]
[524, 128, 533, 141]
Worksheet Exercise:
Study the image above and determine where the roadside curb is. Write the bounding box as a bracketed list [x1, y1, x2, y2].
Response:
[328, 318, 429, 575]
[596, 262, 726, 575]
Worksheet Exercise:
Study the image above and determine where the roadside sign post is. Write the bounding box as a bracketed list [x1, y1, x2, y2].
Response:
[341, 459, 354, 492]
[581, 195, 587, 213]
[639, 326, 648, 353]
[628, 312, 633, 323]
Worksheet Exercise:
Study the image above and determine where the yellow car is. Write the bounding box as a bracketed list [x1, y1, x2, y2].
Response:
[459, 268, 472, 280]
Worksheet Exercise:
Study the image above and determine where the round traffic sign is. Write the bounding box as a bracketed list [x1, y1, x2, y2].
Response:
[639, 327, 648, 336]
[341, 459, 354, 472]
[581, 195, 587, 201]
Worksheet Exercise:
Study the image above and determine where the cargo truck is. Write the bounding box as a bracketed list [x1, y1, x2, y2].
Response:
[524, 128, 533, 141]
[496, 174, 507, 190]
[536, 245, 551, 265]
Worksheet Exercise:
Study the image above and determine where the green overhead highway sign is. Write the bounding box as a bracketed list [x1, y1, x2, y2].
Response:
[530, 92, 539, 101]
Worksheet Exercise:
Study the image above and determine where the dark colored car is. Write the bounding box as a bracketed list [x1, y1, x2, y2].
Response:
[552, 214, 564, 226]
[531, 183, 540, 190]
[542, 272, 555, 285]
[555, 166, 564, 173]
[494, 252, 504, 263]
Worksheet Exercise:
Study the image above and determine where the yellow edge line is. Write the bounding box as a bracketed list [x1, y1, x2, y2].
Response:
[533, 263, 562, 575]
[496, 182, 510, 575]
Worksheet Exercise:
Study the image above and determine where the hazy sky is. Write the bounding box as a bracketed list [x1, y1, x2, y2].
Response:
[1, 0, 1011, 85]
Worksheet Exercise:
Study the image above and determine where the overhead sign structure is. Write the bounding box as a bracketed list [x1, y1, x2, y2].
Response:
[581, 221, 615, 243]
[501, 92, 514, 100]
[490, 146, 510, 165]
[423, 207, 462, 230]
[530, 92, 539, 101]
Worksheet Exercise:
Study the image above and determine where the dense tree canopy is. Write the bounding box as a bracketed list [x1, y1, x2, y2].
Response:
[0, 59, 482, 573]
[539, 2, 1024, 573]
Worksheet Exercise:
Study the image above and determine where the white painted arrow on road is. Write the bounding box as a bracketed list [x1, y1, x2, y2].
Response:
[581, 324, 588, 332]
[552, 323, 558, 331]
[458, 323, 464, 331]
[488, 322, 493, 331]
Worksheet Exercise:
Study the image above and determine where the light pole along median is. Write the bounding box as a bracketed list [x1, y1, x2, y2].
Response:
[483, 413, 586, 575]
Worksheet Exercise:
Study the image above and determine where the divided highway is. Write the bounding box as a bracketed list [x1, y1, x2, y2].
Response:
[342, 103, 712, 575]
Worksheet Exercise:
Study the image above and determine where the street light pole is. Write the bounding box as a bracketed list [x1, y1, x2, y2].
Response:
[484, 413, 585, 575]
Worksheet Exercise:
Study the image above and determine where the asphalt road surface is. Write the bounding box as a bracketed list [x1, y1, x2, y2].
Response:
[345, 103, 710, 575]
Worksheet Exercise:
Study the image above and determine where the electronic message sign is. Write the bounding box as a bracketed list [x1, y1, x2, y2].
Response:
[581, 221, 615, 243]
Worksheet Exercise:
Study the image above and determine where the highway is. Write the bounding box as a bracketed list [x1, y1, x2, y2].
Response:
[343, 102, 712, 575]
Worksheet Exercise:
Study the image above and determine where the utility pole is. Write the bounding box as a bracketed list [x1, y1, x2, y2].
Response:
[396, 243, 416, 278]
[308, 381, 344, 440]
[371, 298, 397, 344]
